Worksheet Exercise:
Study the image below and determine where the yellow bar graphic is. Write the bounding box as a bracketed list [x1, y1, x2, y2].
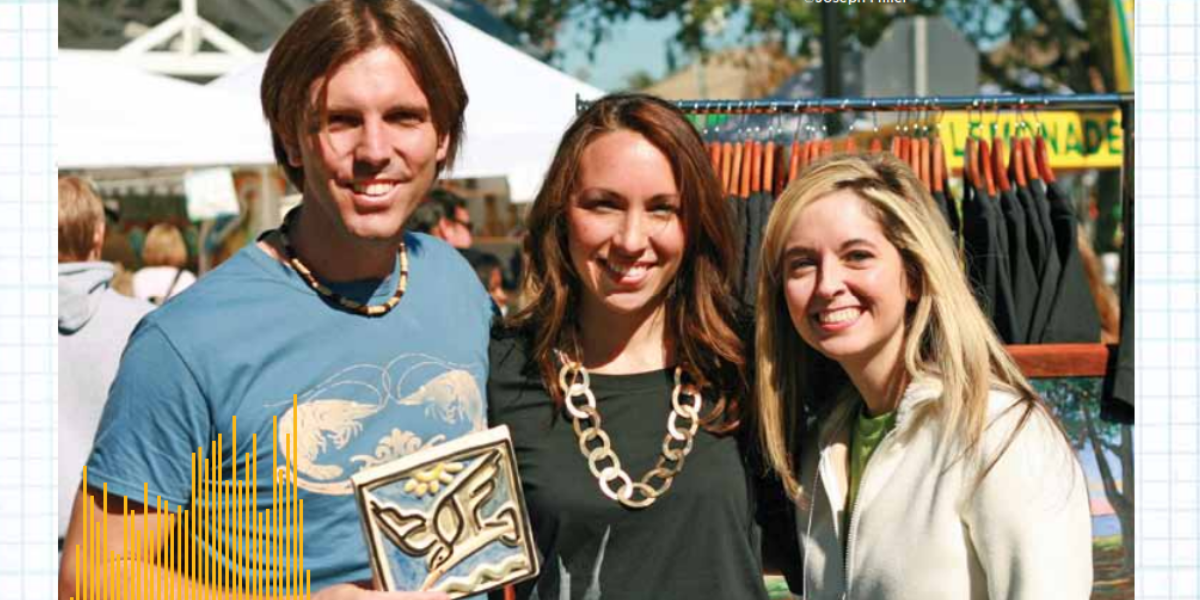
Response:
[72, 394, 312, 599]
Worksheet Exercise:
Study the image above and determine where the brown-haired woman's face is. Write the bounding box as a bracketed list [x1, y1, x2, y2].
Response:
[566, 130, 685, 320]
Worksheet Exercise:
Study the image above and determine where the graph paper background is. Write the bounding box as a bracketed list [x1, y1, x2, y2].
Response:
[0, 0, 1190, 597]
[1139, 1, 1200, 598]
[0, 0, 55, 598]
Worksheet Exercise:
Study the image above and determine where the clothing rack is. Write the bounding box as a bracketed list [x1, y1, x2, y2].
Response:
[577, 93, 1135, 115]
[574, 93, 1135, 218]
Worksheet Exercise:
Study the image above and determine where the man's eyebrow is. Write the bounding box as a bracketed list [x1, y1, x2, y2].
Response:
[323, 102, 431, 115]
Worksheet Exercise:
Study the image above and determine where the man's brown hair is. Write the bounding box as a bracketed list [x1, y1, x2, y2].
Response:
[261, 0, 468, 190]
[58, 176, 104, 262]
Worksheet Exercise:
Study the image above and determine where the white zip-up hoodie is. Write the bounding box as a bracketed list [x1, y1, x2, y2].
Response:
[795, 379, 1093, 600]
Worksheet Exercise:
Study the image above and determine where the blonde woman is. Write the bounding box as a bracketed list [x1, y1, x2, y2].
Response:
[133, 223, 196, 304]
[755, 153, 1092, 599]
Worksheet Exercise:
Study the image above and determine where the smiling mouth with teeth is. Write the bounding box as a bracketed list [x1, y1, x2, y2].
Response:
[350, 181, 398, 196]
[605, 260, 651, 277]
[817, 307, 862, 324]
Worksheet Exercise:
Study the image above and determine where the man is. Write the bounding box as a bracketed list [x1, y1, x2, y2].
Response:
[58, 1, 492, 598]
[56, 176, 153, 549]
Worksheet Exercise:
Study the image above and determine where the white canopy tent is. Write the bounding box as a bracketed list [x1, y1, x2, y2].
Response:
[210, 0, 604, 202]
[58, 52, 274, 170]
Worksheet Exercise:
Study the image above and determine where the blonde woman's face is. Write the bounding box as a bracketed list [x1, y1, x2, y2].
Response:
[781, 191, 911, 373]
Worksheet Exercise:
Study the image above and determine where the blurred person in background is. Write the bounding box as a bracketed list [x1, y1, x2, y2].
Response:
[56, 176, 153, 550]
[428, 188, 476, 250]
[133, 222, 197, 305]
[466, 251, 508, 315]
[404, 195, 445, 235]
[99, 210, 139, 297]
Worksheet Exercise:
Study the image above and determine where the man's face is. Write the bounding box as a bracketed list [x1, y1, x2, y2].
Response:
[286, 46, 448, 245]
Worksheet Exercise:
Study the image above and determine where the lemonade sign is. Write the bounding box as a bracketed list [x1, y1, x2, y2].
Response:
[936, 110, 1124, 171]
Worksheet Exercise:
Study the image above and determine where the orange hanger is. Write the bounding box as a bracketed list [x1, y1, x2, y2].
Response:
[1021, 137, 1039, 182]
[1011, 134, 1027, 188]
[932, 135, 945, 194]
[918, 138, 931, 191]
[992, 137, 1010, 193]
[730, 141, 743, 197]
[739, 139, 748, 198]
[729, 142, 743, 196]
[749, 141, 762, 196]
[978, 139, 996, 197]
[1035, 136, 1056, 183]
[788, 140, 801, 186]
[845, 137, 858, 154]
[720, 141, 733, 195]
[821, 139, 834, 157]
[708, 142, 721, 174]
[763, 140, 776, 195]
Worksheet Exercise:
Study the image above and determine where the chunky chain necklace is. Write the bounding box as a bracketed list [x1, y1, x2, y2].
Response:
[556, 351, 704, 509]
[278, 210, 408, 317]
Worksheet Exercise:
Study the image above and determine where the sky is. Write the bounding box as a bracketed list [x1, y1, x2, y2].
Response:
[554, 9, 750, 93]
[556, 14, 682, 92]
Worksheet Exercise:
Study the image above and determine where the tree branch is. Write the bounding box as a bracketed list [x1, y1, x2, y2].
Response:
[1082, 398, 1125, 511]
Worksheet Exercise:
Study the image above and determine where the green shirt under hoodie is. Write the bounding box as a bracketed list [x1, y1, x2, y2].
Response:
[845, 404, 898, 535]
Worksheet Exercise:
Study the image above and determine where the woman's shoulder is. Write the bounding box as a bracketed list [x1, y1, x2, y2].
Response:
[488, 321, 539, 382]
[489, 319, 529, 353]
[487, 321, 555, 414]
[979, 386, 1070, 460]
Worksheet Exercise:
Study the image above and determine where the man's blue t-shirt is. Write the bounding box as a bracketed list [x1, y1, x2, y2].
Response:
[86, 233, 493, 589]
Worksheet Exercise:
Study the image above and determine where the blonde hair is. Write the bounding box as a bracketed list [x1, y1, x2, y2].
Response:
[755, 153, 1043, 500]
[142, 223, 188, 268]
[58, 176, 105, 262]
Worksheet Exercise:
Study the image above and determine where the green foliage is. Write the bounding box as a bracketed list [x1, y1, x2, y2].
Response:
[1035, 377, 1120, 451]
[488, 0, 1120, 93]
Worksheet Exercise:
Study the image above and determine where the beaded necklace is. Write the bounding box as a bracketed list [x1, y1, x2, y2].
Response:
[277, 210, 408, 317]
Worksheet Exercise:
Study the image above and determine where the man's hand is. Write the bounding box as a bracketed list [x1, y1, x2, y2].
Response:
[312, 583, 450, 600]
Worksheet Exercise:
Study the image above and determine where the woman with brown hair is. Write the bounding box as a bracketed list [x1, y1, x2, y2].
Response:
[488, 93, 768, 599]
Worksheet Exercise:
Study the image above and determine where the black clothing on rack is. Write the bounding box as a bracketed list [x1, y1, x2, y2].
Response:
[962, 174, 1021, 343]
[1024, 179, 1062, 342]
[1040, 182, 1101, 342]
[998, 185, 1037, 344]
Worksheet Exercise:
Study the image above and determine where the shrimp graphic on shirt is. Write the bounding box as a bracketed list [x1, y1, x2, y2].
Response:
[273, 353, 486, 495]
